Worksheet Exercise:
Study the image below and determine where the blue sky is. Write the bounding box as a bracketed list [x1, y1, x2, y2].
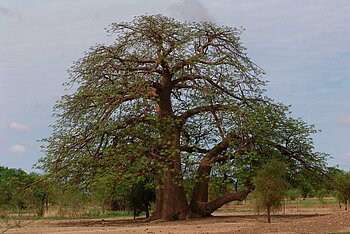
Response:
[0, 0, 349, 172]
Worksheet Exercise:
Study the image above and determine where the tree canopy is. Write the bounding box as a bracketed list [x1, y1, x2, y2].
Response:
[40, 15, 328, 220]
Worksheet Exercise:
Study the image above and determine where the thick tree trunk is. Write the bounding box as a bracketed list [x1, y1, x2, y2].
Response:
[190, 163, 211, 215]
[150, 85, 189, 220]
[150, 128, 189, 220]
[151, 170, 189, 220]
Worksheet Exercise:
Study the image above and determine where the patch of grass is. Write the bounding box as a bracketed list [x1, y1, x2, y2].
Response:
[81, 211, 136, 219]
[328, 232, 350, 234]
[0, 211, 139, 221]
[41, 211, 137, 220]
[296, 197, 338, 207]
[299, 199, 320, 207]
[217, 208, 252, 213]
[0, 214, 39, 221]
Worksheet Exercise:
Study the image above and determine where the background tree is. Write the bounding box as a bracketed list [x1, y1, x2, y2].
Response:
[286, 189, 301, 201]
[89, 174, 126, 214]
[334, 171, 350, 210]
[26, 173, 51, 217]
[125, 176, 156, 219]
[315, 188, 329, 207]
[253, 159, 287, 223]
[0, 166, 30, 211]
[40, 15, 328, 220]
[0, 166, 51, 217]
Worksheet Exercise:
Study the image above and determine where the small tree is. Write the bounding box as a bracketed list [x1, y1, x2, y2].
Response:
[89, 174, 125, 214]
[286, 189, 301, 212]
[253, 159, 287, 223]
[334, 171, 350, 211]
[287, 189, 301, 201]
[125, 177, 156, 219]
[315, 188, 328, 207]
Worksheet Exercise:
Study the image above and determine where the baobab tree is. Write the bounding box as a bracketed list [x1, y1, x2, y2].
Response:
[40, 15, 328, 220]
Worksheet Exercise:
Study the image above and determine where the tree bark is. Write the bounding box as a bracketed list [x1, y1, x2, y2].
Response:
[150, 85, 189, 220]
[151, 170, 189, 220]
[150, 159, 189, 220]
[149, 149, 189, 220]
[345, 200, 348, 211]
[267, 206, 271, 223]
[145, 204, 150, 218]
[190, 164, 211, 215]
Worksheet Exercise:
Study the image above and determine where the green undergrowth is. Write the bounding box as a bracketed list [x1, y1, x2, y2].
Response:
[43, 211, 138, 220]
[0, 211, 143, 221]
[328, 232, 350, 234]
[297, 198, 338, 207]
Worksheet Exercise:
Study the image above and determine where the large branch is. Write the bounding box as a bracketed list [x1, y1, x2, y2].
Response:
[202, 75, 243, 101]
[190, 132, 238, 210]
[195, 187, 252, 216]
[203, 133, 236, 163]
[179, 146, 209, 154]
[211, 109, 225, 138]
[117, 57, 157, 64]
[171, 74, 204, 86]
[173, 70, 245, 102]
[180, 104, 234, 123]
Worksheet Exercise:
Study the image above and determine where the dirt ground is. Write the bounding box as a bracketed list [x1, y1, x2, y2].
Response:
[3, 207, 350, 234]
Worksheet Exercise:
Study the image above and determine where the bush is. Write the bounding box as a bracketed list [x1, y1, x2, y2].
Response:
[253, 159, 287, 223]
[334, 171, 350, 210]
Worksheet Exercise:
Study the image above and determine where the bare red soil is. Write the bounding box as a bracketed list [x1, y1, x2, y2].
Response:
[3, 206, 350, 233]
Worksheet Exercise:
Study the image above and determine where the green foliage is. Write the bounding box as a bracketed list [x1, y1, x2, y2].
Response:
[0, 166, 29, 210]
[333, 171, 350, 210]
[0, 166, 51, 217]
[209, 176, 235, 200]
[286, 189, 301, 201]
[208, 164, 237, 200]
[125, 177, 155, 218]
[26, 173, 50, 216]
[87, 173, 156, 218]
[289, 173, 315, 199]
[252, 159, 287, 223]
[315, 188, 328, 204]
[88, 174, 126, 213]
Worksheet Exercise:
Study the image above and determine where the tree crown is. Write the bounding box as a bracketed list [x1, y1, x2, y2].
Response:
[39, 15, 328, 194]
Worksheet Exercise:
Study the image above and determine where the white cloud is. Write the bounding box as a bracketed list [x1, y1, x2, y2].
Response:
[8, 122, 29, 132]
[168, 0, 212, 22]
[340, 117, 350, 126]
[9, 144, 26, 155]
